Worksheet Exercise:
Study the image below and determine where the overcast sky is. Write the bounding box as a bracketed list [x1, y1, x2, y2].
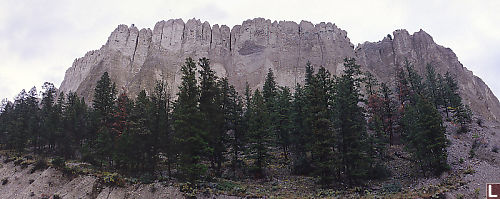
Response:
[0, 0, 499, 101]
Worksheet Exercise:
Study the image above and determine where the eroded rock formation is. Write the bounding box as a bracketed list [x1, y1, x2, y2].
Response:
[59, 18, 500, 121]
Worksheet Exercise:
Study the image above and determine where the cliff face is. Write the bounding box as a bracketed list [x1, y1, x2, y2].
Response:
[355, 29, 500, 121]
[59, 18, 500, 121]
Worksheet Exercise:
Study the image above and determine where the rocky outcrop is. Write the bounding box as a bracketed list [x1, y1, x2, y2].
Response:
[355, 29, 500, 121]
[59, 18, 500, 121]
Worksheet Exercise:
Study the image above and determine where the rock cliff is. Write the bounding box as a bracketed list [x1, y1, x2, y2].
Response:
[59, 18, 500, 121]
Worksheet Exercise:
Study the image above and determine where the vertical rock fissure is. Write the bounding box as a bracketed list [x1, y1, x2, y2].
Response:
[317, 33, 324, 65]
[159, 24, 164, 50]
[296, 26, 301, 85]
[131, 33, 139, 64]
[209, 26, 213, 50]
[181, 22, 186, 42]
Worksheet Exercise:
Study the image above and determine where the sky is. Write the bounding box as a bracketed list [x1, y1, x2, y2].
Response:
[0, 0, 499, 101]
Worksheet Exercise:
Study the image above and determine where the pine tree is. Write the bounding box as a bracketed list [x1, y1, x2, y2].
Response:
[198, 57, 226, 176]
[92, 72, 117, 167]
[380, 83, 396, 146]
[263, 68, 279, 151]
[290, 84, 311, 175]
[93, 72, 116, 127]
[130, 90, 153, 172]
[173, 57, 207, 183]
[308, 66, 336, 185]
[333, 58, 371, 183]
[424, 64, 439, 108]
[247, 89, 271, 177]
[276, 87, 292, 160]
[219, 78, 244, 177]
[403, 96, 449, 176]
[62, 92, 89, 159]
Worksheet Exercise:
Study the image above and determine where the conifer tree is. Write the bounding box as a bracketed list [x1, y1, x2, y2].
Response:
[198, 57, 226, 176]
[333, 58, 371, 182]
[290, 84, 311, 175]
[130, 90, 153, 172]
[62, 92, 89, 158]
[93, 72, 116, 127]
[173, 57, 207, 183]
[308, 66, 336, 185]
[247, 89, 271, 177]
[276, 87, 292, 160]
[218, 78, 244, 177]
[380, 83, 396, 145]
[424, 64, 439, 108]
[92, 72, 117, 167]
[403, 96, 449, 176]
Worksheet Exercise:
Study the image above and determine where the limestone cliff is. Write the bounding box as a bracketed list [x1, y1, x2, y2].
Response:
[59, 18, 500, 121]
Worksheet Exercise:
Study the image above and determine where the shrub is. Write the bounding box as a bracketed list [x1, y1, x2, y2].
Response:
[102, 172, 125, 186]
[291, 157, 312, 175]
[369, 164, 391, 179]
[139, 173, 155, 184]
[382, 182, 402, 193]
[30, 159, 48, 173]
[51, 157, 65, 168]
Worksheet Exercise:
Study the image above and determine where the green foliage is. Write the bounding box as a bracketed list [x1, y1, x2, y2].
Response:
[102, 172, 125, 186]
[247, 90, 271, 177]
[382, 182, 402, 193]
[173, 57, 207, 183]
[0, 56, 469, 191]
[403, 97, 448, 176]
[30, 158, 48, 173]
[333, 58, 371, 182]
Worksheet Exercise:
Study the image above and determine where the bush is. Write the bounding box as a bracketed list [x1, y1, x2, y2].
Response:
[139, 173, 155, 184]
[216, 180, 238, 192]
[382, 182, 402, 193]
[369, 164, 391, 179]
[102, 172, 125, 186]
[291, 157, 312, 175]
[51, 157, 65, 168]
[30, 159, 48, 173]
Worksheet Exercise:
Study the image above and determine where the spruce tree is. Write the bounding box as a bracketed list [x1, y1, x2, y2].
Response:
[218, 78, 244, 177]
[92, 72, 117, 167]
[173, 57, 207, 183]
[333, 58, 371, 182]
[308, 66, 336, 185]
[198, 57, 226, 176]
[276, 87, 292, 160]
[248, 89, 271, 177]
[403, 96, 449, 176]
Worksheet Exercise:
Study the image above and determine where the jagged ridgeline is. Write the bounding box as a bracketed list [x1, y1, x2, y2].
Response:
[59, 18, 500, 121]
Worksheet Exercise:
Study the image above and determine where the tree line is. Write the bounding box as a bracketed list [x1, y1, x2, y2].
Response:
[0, 57, 470, 186]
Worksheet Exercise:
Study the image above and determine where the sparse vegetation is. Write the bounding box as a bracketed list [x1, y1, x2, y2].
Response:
[30, 158, 48, 173]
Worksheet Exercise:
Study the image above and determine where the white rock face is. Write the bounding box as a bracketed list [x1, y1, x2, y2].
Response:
[59, 18, 500, 121]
